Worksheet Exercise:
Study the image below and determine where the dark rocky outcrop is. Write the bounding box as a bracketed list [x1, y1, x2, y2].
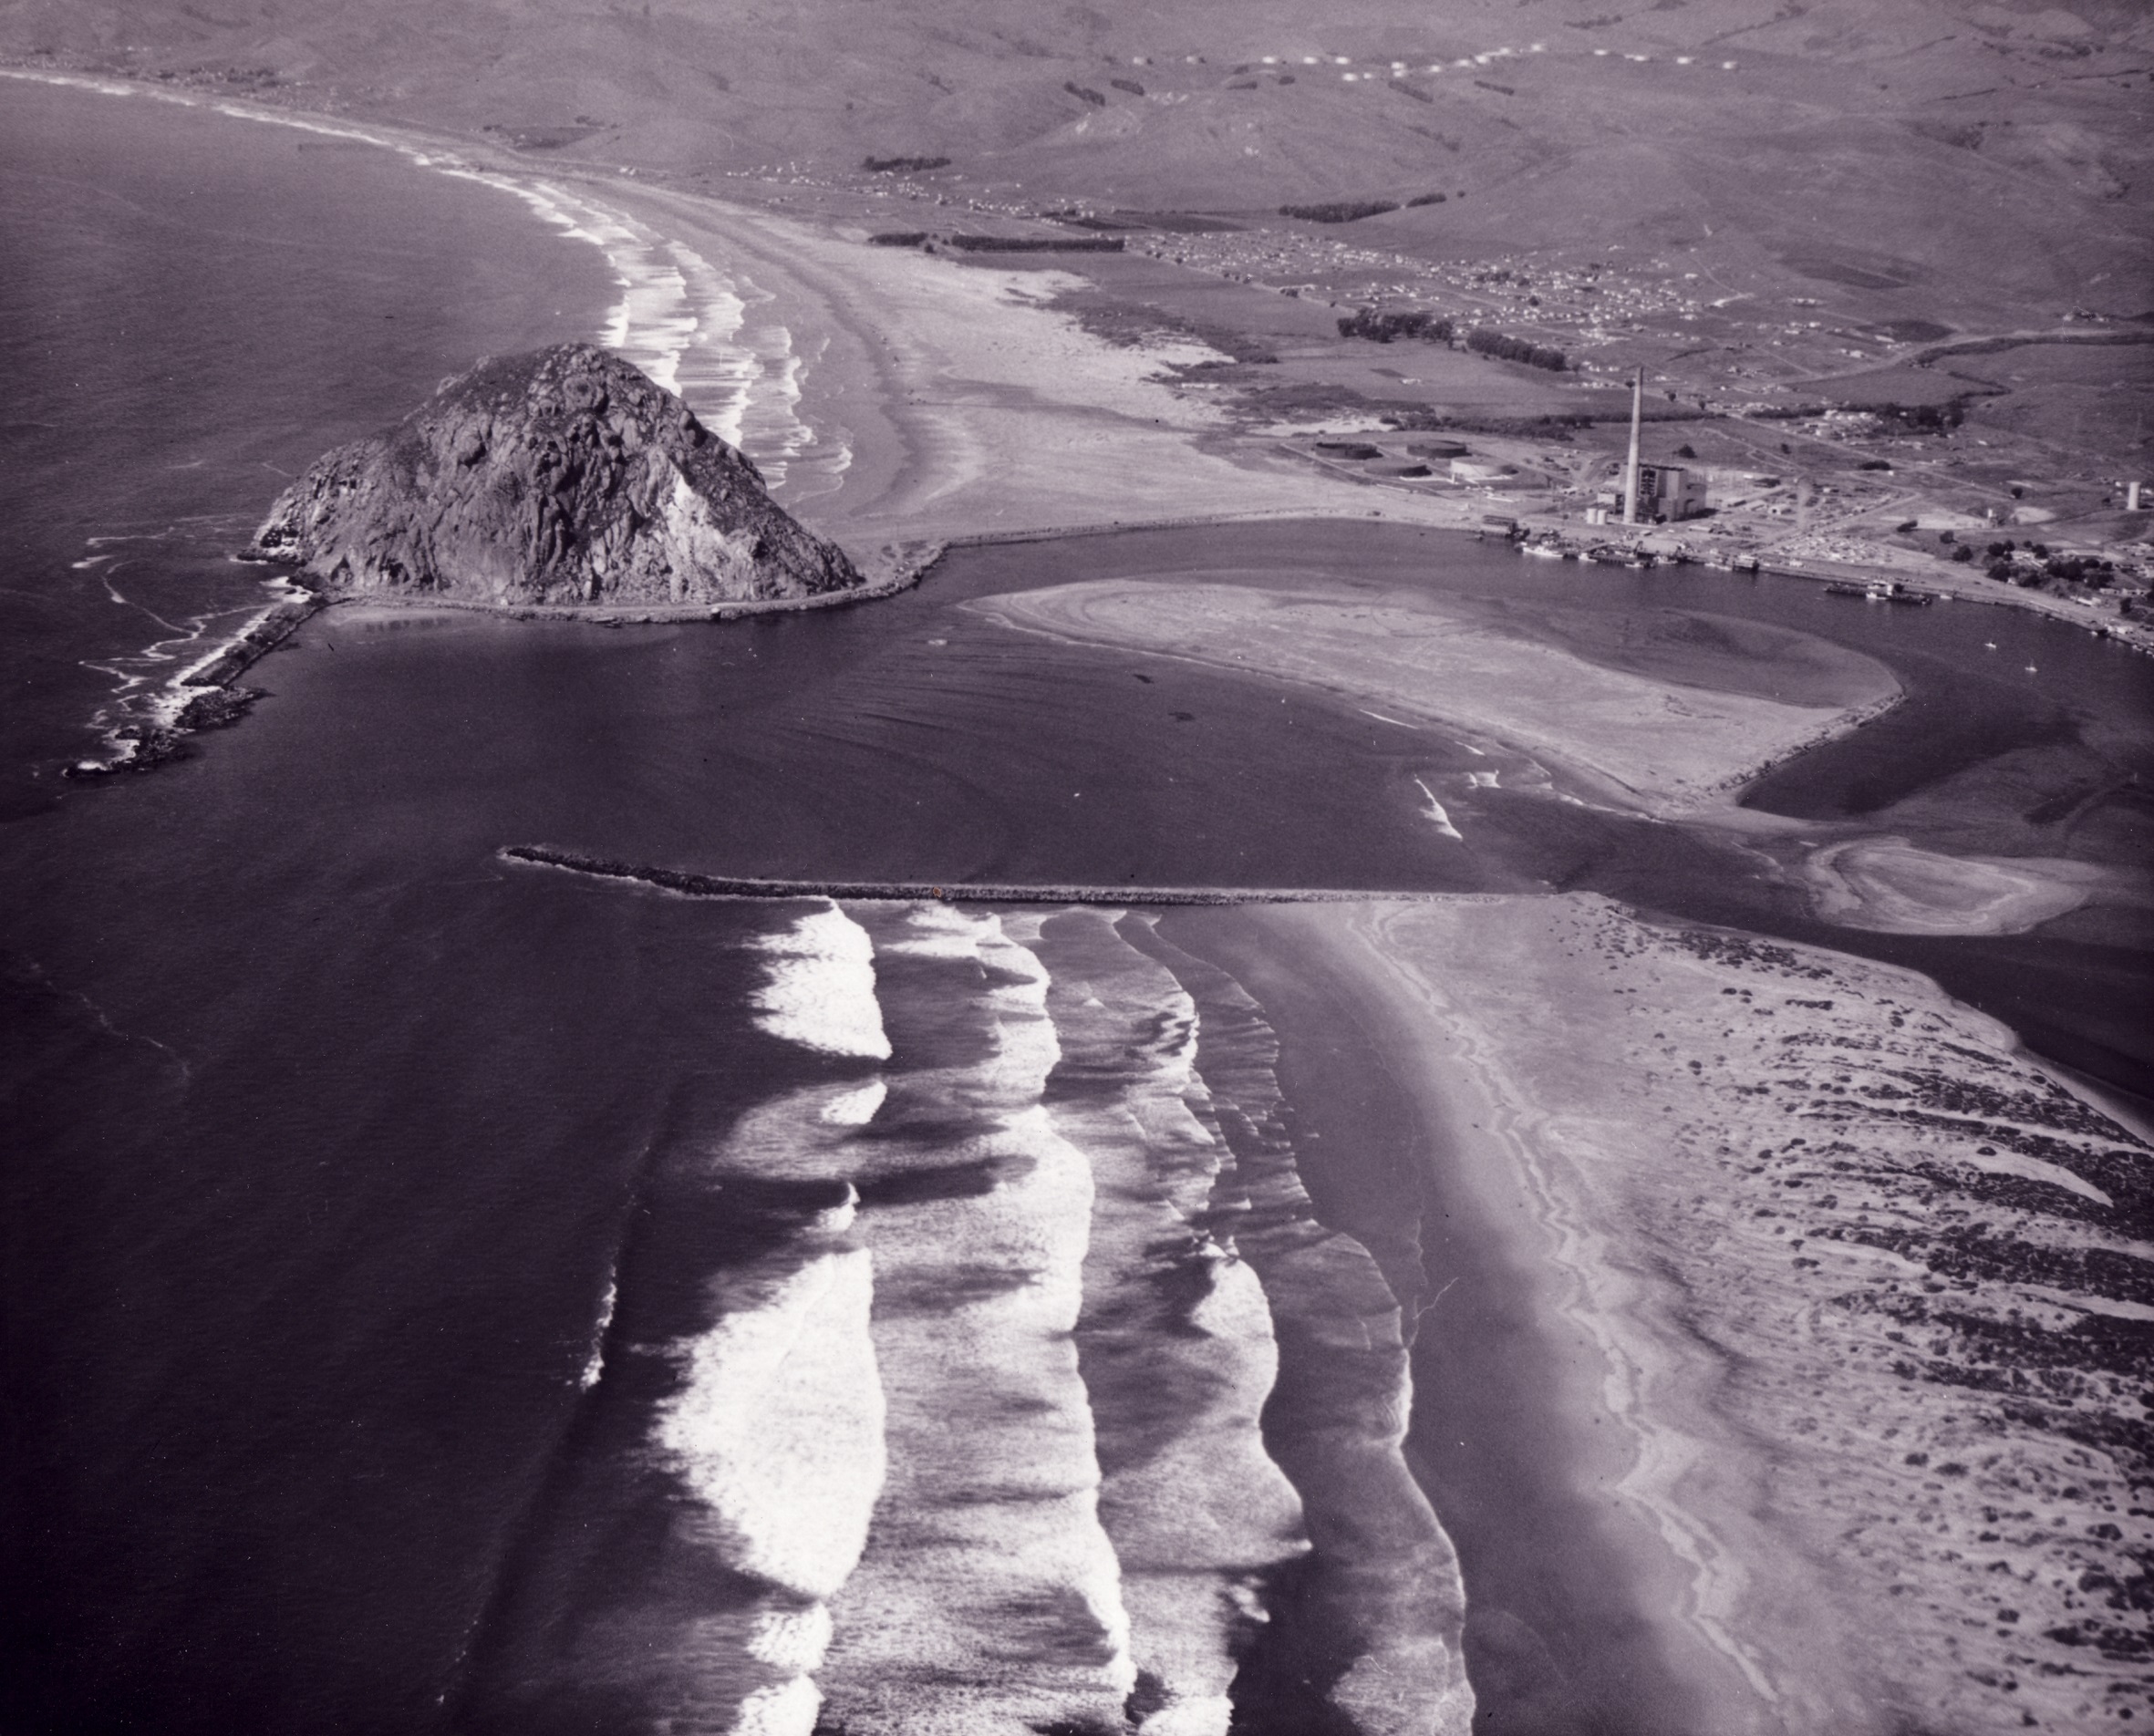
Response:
[248, 344, 863, 607]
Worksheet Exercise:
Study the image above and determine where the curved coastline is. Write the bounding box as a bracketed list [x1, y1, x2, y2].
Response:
[11, 63, 2149, 1736]
[1228, 893, 2154, 1734]
[3, 66, 2139, 657]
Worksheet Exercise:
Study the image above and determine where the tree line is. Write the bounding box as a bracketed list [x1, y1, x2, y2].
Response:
[1336, 308, 1567, 370]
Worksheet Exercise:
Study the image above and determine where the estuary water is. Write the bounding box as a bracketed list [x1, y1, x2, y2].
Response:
[3, 73, 2152, 1736]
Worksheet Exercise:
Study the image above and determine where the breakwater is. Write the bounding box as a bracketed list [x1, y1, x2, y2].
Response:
[499, 844, 1451, 906]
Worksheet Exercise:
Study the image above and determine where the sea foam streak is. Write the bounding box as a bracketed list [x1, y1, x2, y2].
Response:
[1130, 916, 1476, 1734]
[817, 903, 1136, 1733]
[1018, 907, 1307, 1735]
[749, 901, 891, 1059]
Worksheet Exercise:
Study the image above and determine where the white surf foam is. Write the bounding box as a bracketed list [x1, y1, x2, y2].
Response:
[818, 1079, 887, 1127]
[816, 904, 1137, 1732]
[655, 1245, 885, 1602]
[1414, 778, 1466, 841]
[749, 902, 891, 1059]
[726, 1669, 823, 1736]
[1015, 909, 1308, 1731]
[1128, 917, 1477, 1735]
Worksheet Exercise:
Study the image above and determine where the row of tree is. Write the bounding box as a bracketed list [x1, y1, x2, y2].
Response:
[1335, 307, 1567, 370]
[1463, 328, 1569, 371]
[1279, 200, 1400, 223]
[1337, 309, 1455, 343]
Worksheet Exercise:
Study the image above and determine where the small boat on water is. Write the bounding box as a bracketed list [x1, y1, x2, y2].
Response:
[1825, 582, 1869, 597]
[1732, 554, 1761, 574]
[1867, 580, 1937, 605]
[1520, 536, 1568, 560]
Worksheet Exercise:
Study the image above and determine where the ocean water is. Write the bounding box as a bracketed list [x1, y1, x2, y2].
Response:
[5, 73, 2153, 1736]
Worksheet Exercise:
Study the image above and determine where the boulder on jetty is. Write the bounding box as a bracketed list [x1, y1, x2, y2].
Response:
[248, 344, 862, 607]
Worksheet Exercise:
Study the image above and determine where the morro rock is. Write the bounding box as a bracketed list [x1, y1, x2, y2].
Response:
[248, 345, 863, 606]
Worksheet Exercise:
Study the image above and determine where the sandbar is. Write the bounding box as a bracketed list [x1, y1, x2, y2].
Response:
[968, 576, 1903, 817]
[1798, 835, 2111, 935]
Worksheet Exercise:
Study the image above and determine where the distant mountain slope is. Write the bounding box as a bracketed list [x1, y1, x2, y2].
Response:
[5, 1, 2149, 321]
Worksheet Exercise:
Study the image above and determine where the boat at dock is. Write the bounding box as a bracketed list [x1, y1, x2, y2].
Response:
[1825, 578, 1938, 604]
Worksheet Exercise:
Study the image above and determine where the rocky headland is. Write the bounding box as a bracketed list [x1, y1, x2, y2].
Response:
[248, 344, 864, 607]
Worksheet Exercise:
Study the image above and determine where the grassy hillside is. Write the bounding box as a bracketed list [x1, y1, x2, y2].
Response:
[5, 1, 2147, 252]
[5, 0, 2149, 480]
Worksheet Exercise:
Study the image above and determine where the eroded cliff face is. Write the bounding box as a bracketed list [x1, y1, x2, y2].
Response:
[249, 345, 862, 606]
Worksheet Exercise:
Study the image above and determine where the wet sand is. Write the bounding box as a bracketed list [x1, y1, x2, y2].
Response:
[1223, 894, 2152, 1735]
[1798, 836, 2113, 935]
[971, 578, 1903, 818]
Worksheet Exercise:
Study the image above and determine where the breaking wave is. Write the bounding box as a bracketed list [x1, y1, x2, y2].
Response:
[10, 74, 834, 494]
[471, 896, 1473, 1731]
[748, 902, 891, 1059]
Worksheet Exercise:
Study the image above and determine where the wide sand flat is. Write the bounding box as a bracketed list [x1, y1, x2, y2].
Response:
[1276, 894, 2153, 1735]
[971, 577, 1899, 816]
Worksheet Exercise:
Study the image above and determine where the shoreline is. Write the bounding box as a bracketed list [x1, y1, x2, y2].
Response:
[0, 67, 2138, 655]
[9, 63, 2128, 808]
[1210, 898, 1798, 1733]
[1240, 892, 2154, 1733]
[1158, 900, 1752, 1733]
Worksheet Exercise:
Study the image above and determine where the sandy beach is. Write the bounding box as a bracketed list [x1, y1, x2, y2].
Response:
[609, 181, 1486, 547]
[1258, 894, 2153, 1735]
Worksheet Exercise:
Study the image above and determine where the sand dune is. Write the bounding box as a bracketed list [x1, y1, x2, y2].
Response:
[1283, 893, 2154, 1735]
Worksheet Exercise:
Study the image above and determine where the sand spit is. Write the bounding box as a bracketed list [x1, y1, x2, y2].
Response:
[1281, 894, 2152, 1734]
[970, 578, 1901, 817]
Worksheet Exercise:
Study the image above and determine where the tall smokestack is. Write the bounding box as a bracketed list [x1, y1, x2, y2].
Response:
[1622, 367, 1644, 524]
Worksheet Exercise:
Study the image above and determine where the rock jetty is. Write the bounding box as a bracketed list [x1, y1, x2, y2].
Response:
[247, 344, 863, 606]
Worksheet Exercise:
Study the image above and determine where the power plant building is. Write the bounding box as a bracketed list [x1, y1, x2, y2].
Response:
[1597, 463, 1709, 521]
[1633, 462, 1708, 520]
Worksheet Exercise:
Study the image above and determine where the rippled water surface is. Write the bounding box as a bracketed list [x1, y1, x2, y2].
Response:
[4, 73, 2151, 1736]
